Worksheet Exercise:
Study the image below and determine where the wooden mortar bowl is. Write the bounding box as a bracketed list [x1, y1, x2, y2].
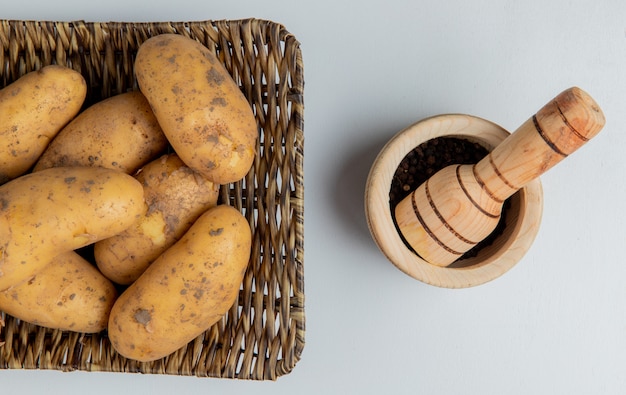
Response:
[365, 114, 543, 288]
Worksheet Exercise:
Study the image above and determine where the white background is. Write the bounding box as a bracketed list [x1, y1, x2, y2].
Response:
[2, 1, 626, 394]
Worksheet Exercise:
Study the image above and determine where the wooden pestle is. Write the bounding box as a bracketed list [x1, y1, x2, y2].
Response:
[394, 87, 605, 267]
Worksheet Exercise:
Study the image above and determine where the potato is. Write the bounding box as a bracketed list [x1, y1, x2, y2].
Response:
[0, 65, 86, 184]
[94, 154, 219, 285]
[33, 91, 168, 174]
[134, 33, 257, 184]
[0, 251, 117, 333]
[108, 205, 252, 362]
[0, 166, 145, 291]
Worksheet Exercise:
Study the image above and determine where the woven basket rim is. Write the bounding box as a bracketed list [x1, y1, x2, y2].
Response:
[0, 17, 305, 381]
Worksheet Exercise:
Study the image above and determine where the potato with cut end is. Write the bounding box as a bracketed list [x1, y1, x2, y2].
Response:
[0, 166, 145, 291]
[94, 154, 219, 285]
[134, 33, 257, 184]
[0, 65, 86, 184]
[0, 251, 117, 333]
[108, 205, 252, 362]
[33, 91, 168, 174]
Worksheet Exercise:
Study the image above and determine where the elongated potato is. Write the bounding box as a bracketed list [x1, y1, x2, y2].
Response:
[0, 251, 117, 333]
[0, 65, 87, 184]
[33, 91, 168, 174]
[0, 166, 145, 291]
[108, 205, 252, 362]
[135, 34, 257, 184]
[94, 154, 219, 285]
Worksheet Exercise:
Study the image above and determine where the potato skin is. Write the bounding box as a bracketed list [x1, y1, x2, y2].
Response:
[33, 91, 168, 174]
[0, 65, 87, 184]
[135, 33, 257, 184]
[94, 154, 219, 285]
[108, 205, 252, 362]
[0, 251, 117, 333]
[0, 166, 145, 291]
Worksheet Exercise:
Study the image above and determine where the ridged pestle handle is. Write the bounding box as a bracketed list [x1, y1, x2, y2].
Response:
[394, 87, 605, 267]
[474, 87, 605, 202]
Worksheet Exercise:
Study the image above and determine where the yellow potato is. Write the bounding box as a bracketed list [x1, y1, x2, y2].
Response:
[94, 154, 219, 285]
[134, 33, 257, 184]
[108, 205, 252, 362]
[0, 251, 117, 333]
[34, 91, 168, 174]
[0, 65, 86, 184]
[0, 166, 145, 291]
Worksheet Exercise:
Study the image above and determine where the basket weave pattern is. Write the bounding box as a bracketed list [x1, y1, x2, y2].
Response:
[0, 18, 305, 380]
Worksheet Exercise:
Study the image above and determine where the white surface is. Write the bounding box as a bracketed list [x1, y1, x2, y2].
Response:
[2, 1, 626, 394]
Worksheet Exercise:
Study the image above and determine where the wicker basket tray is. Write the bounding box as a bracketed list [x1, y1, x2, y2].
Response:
[0, 18, 304, 381]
